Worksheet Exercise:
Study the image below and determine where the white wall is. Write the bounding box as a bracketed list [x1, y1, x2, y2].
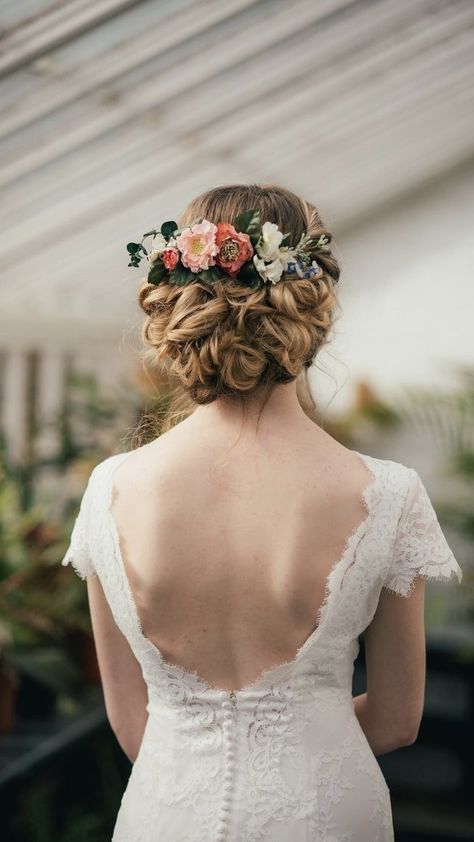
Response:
[312, 159, 474, 415]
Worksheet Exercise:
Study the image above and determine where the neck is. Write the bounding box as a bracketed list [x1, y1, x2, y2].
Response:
[189, 380, 309, 432]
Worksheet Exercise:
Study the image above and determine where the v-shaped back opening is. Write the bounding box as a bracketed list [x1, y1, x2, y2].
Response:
[103, 446, 379, 696]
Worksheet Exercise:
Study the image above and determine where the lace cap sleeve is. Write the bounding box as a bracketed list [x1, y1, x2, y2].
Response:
[60, 469, 96, 580]
[383, 468, 463, 597]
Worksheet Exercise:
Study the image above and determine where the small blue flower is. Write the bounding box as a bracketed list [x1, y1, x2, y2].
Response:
[302, 260, 321, 279]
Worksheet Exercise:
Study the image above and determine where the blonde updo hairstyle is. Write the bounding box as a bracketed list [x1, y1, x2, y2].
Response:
[135, 183, 341, 438]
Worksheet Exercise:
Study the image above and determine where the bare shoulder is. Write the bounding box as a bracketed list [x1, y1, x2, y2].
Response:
[107, 425, 189, 493]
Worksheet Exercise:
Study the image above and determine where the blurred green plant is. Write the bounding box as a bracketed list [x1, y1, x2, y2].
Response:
[0, 361, 166, 705]
[0, 443, 92, 696]
[0, 365, 144, 702]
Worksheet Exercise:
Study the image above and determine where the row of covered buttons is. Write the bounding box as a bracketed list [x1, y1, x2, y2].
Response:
[215, 690, 237, 841]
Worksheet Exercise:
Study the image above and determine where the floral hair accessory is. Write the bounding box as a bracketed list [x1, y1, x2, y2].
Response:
[126, 209, 331, 290]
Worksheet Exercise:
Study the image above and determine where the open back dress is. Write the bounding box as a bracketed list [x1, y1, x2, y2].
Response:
[61, 448, 462, 842]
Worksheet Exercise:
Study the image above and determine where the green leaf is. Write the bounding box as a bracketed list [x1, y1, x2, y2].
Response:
[127, 241, 144, 268]
[169, 265, 194, 286]
[212, 265, 226, 281]
[280, 232, 292, 247]
[234, 208, 261, 236]
[160, 220, 178, 239]
[237, 262, 262, 288]
[197, 270, 213, 286]
[199, 266, 225, 285]
[148, 260, 168, 285]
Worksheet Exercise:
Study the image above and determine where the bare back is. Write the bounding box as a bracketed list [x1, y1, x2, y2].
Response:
[110, 417, 374, 692]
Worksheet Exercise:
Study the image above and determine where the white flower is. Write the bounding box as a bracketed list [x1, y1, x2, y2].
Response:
[255, 221, 284, 261]
[150, 232, 168, 253]
[253, 254, 286, 284]
[148, 233, 178, 264]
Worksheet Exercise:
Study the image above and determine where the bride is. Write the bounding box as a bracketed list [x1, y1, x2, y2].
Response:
[62, 182, 462, 842]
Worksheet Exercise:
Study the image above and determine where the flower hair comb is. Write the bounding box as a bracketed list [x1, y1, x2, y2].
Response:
[126, 208, 331, 290]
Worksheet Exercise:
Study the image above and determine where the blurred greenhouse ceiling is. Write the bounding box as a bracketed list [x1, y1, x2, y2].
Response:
[1, 0, 474, 344]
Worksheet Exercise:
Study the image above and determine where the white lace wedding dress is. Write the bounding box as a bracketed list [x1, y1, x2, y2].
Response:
[61, 449, 462, 842]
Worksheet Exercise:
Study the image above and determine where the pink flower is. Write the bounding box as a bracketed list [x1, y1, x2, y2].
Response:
[175, 220, 219, 273]
[215, 223, 253, 277]
[162, 248, 179, 270]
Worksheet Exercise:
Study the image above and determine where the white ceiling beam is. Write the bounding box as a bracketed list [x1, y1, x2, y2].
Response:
[2, 0, 469, 201]
[0, 0, 150, 76]
[234, 36, 474, 179]
[0, 0, 356, 173]
[0, 0, 465, 208]
[188, 12, 474, 165]
[278, 92, 474, 225]
[0, 0, 276, 137]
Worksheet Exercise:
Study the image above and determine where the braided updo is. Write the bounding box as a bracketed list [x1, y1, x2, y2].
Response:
[136, 183, 341, 430]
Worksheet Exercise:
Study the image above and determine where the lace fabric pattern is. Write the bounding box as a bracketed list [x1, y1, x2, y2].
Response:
[383, 467, 463, 596]
[61, 471, 96, 579]
[60, 449, 463, 842]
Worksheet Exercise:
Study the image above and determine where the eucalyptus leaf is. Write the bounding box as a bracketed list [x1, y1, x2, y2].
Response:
[126, 242, 140, 254]
[160, 220, 178, 239]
